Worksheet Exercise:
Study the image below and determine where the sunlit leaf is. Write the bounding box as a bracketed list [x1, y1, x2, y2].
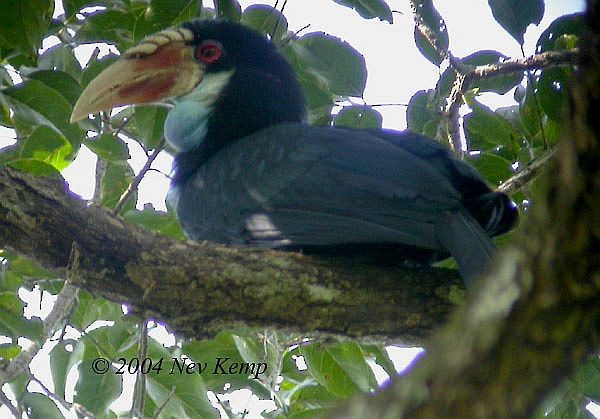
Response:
[19, 126, 73, 170]
[7, 158, 62, 177]
[123, 208, 186, 240]
[300, 343, 360, 397]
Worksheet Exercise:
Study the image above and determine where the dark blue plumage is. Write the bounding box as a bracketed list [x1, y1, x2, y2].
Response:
[164, 20, 518, 284]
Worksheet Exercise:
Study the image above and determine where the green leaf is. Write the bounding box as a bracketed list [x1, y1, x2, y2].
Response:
[145, 0, 202, 29]
[75, 9, 136, 50]
[28, 70, 82, 107]
[216, 0, 242, 21]
[290, 33, 367, 97]
[464, 98, 521, 154]
[19, 126, 73, 170]
[100, 161, 136, 210]
[0, 343, 21, 361]
[82, 320, 137, 359]
[571, 357, 600, 401]
[289, 384, 341, 416]
[327, 342, 378, 392]
[487, 0, 544, 45]
[333, 105, 382, 129]
[37, 45, 83, 82]
[63, 0, 122, 21]
[300, 343, 360, 397]
[21, 392, 63, 419]
[0, 291, 43, 341]
[241, 5, 288, 41]
[536, 13, 583, 53]
[49, 339, 84, 398]
[467, 152, 513, 185]
[145, 339, 219, 419]
[362, 344, 398, 378]
[407, 89, 439, 137]
[85, 133, 129, 161]
[0, 0, 53, 57]
[134, 105, 168, 150]
[538, 67, 570, 122]
[71, 290, 125, 331]
[0, 252, 57, 290]
[3, 79, 84, 148]
[543, 399, 594, 419]
[75, 344, 123, 415]
[7, 158, 62, 177]
[333, 0, 393, 23]
[282, 45, 335, 114]
[123, 208, 186, 240]
[183, 332, 250, 392]
[414, 0, 449, 66]
[519, 83, 541, 138]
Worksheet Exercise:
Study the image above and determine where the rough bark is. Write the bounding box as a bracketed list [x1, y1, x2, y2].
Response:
[335, 2, 600, 418]
[0, 167, 461, 343]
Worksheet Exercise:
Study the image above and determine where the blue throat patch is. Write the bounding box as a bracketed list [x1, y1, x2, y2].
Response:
[164, 70, 234, 153]
[164, 101, 211, 152]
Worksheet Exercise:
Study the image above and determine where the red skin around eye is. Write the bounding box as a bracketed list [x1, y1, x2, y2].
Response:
[197, 43, 222, 64]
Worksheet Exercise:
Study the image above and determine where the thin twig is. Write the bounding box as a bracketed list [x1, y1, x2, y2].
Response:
[271, 0, 288, 40]
[521, 45, 549, 150]
[0, 272, 79, 385]
[496, 148, 558, 195]
[112, 137, 166, 215]
[151, 386, 176, 419]
[29, 373, 96, 418]
[0, 390, 21, 418]
[131, 320, 149, 419]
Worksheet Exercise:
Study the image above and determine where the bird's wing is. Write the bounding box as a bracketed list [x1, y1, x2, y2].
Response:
[175, 123, 464, 250]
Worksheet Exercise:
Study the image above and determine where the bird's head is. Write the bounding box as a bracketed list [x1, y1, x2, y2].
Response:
[72, 20, 306, 179]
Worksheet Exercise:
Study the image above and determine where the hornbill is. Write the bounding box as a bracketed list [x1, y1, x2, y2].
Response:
[71, 20, 518, 285]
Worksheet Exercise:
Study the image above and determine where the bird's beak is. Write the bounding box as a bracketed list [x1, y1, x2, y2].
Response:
[70, 28, 202, 123]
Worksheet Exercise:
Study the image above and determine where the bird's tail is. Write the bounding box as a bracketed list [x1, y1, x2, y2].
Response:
[435, 209, 497, 287]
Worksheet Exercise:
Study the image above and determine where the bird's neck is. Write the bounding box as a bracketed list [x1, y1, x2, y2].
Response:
[170, 66, 306, 185]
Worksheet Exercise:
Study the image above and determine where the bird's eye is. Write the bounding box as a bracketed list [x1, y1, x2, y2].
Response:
[196, 41, 223, 64]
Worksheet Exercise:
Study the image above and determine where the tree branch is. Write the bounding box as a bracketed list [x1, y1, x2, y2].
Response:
[496, 148, 557, 194]
[0, 167, 461, 344]
[442, 49, 579, 154]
